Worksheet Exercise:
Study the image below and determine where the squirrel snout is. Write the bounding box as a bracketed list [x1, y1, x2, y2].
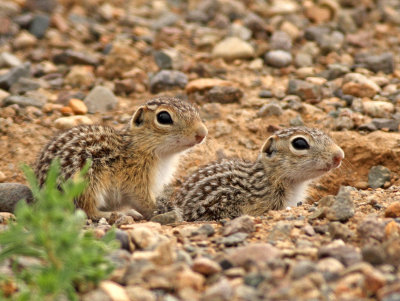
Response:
[332, 148, 344, 168]
[195, 125, 208, 144]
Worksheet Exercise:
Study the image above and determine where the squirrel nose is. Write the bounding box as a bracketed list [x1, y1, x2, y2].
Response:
[195, 125, 208, 144]
[332, 148, 344, 168]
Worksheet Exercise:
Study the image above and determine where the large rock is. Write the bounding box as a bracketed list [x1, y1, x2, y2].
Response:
[212, 37, 255, 60]
[84, 86, 118, 113]
[0, 183, 34, 212]
[342, 73, 381, 98]
[368, 165, 391, 189]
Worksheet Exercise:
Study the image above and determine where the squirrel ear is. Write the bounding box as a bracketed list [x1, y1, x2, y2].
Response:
[261, 136, 276, 157]
[131, 106, 145, 127]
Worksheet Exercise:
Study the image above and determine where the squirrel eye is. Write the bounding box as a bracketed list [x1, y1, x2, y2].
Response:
[291, 137, 309, 150]
[156, 111, 173, 125]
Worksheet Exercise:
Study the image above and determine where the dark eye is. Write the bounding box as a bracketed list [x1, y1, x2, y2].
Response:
[291, 137, 309, 150]
[156, 111, 173, 125]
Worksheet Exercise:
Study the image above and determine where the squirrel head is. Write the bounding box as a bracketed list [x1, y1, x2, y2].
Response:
[259, 127, 344, 183]
[127, 96, 208, 157]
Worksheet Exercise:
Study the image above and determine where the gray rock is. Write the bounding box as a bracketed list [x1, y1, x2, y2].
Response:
[325, 186, 355, 222]
[258, 90, 273, 98]
[324, 64, 350, 80]
[53, 50, 99, 66]
[149, 70, 188, 93]
[29, 14, 50, 38]
[368, 165, 391, 189]
[268, 221, 293, 241]
[318, 244, 362, 267]
[289, 115, 304, 126]
[318, 31, 344, 53]
[10, 77, 41, 95]
[197, 224, 215, 236]
[206, 86, 243, 104]
[0, 62, 30, 90]
[222, 215, 255, 236]
[371, 118, 399, 132]
[287, 79, 321, 101]
[294, 52, 313, 68]
[329, 222, 354, 240]
[220, 232, 248, 247]
[355, 52, 395, 74]
[0, 183, 34, 212]
[357, 217, 386, 243]
[229, 23, 252, 41]
[270, 31, 292, 51]
[84, 86, 118, 113]
[115, 229, 131, 252]
[337, 11, 357, 33]
[304, 26, 330, 42]
[291, 260, 315, 280]
[362, 244, 386, 265]
[225, 243, 281, 267]
[257, 103, 282, 117]
[154, 49, 183, 70]
[265, 50, 292, 68]
[2, 95, 46, 108]
[0, 52, 22, 68]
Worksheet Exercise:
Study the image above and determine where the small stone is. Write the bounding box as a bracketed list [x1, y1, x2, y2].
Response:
[65, 66, 95, 87]
[205, 86, 243, 104]
[270, 31, 292, 51]
[99, 281, 129, 301]
[291, 260, 315, 280]
[0, 172, 6, 182]
[9, 78, 41, 95]
[115, 230, 132, 252]
[371, 118, 399, 131]
[186, 78, 234, 93]
[318, 31, 344, 53]
[295, 52, 313, 68]
[0, 62, 30, 90]
[84, 86, 118, 114]
[229, 23, 252, 41]
[29, 14, 50, 38]
[325, 186, 355, 222]
[0, 90, 10, 104]
[318, 243, 362, 267]
[53, 50, 99, 66]
[329, 222, 354, 240]
[192, 257, 222, 276]
[197, 224, 215, 236]
[0, 183, 33, 212]
[222, 215, 255, 236]
[13, 31, 37, 49]
[149, 70, 188, 93]
[363, 101, 394, 119]
[212, 37, 255, 60]
[129, 227, 159, 250]
[265, 50, 292, 68]
[125, 287, 156, 301]
[355, 52, 395, 74]
[385, 202, 400, 218]
[54, 115, 93, 130]
[342, 73, 381, 98]
[362, 244, 386, 265]
[357, 217, 386, 243]
[258, 90, 273, 98]
[0, 52, 22, 68]
[290, 115, 304, 126]
[3, 95, 45, 108]
[268, 221, 293, 241]
[316, 257, 344, 274]
[287, 79, 321, 101]
[225, 243, 281, 266]
[154, 49, 183, 70]
[368, 165, 391, 189]
[257, 103, 283, 117]
[303, 224, 316, 236]
[214, 121, 232, 138]
[175, 268, 204, 292]
[203, 278, 233, 301]
[150, 211, 179, 225]
[220, 232, 248, 246]
[68, 98, 88, 115]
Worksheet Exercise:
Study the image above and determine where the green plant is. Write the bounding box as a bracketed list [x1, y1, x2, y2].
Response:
[0, 161, 117, 301]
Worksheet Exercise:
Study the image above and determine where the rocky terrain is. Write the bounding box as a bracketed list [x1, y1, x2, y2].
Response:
[1, 0, 400, 299]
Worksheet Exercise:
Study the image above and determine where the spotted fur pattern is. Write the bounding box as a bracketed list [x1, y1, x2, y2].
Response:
[35, 96, 206, 220]
[172, 127, 344, 221]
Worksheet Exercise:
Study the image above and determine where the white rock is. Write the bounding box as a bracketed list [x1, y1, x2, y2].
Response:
[54, 115, 92, 130]
[212, 37, 255, 60]
[362, 101, 394, 118]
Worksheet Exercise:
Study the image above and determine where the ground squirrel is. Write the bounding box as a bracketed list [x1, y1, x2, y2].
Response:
[169, 127, 344, 221]
[35, 96, 207, 221]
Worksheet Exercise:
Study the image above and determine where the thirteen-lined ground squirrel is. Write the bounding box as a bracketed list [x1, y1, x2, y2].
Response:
[168, 127, 344, 221]
[35, 96, 207, 221]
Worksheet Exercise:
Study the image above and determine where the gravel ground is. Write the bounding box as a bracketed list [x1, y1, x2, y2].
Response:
[2, 0, 400, 300]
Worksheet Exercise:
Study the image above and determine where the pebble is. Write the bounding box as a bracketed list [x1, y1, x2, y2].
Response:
[220, 232, 248, 247]
[186, 78, 234, 93]
[99, 281, 129, 301]
[355, 52, 395, 74]
[129, 226, 159, 250]
[0, 62, 31, 91]
[84, 86, 118, 114]
[65, 66, 95, 87]
[318, 242, 362, 267]
[205, 86, 243, 104]
[149, 70, 188, 93]
[192, 257, 222, 276]
[229, 23, 252, 41]
[287, 79, 321, 101]
[291, 260, 315, 280]
[69, 98, 88, 115]
[270, 30, 292, 51]
[115, 230, 132, 252]
[222, 215, 255, 236]
[295, 52, 313, 67]
[357, 217, 386, 243]
[342, 73, 381, 98]
[2, 95, 45, 108]
[257, 103, 283, 117]
[225, 243, 281, 267]
[13, 31, 37, 49]
[368, 165, 391, 189]
[0, 183, 33, 212]
[0, 52, 22, 68]
[363, 101, 394, 119]
[258, 90, 273, 98]
[325, 186, 355, 222]
[329, 222, 354, 241]
[202, 278, 233, 300]
[0, 172, 5, 182]
[53, 49, 99, 66]
[212, 37, 255, 60]
[125, 287, 156, 301]
[154, 49, 183, 70]
[371, 118, 399, 131]
[385, 202, 400, 218]
[264, 50, 292, 68]
[54, 115, 93, 130]
[361, 244, 386, 265]
[29, 14, 50, 38]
